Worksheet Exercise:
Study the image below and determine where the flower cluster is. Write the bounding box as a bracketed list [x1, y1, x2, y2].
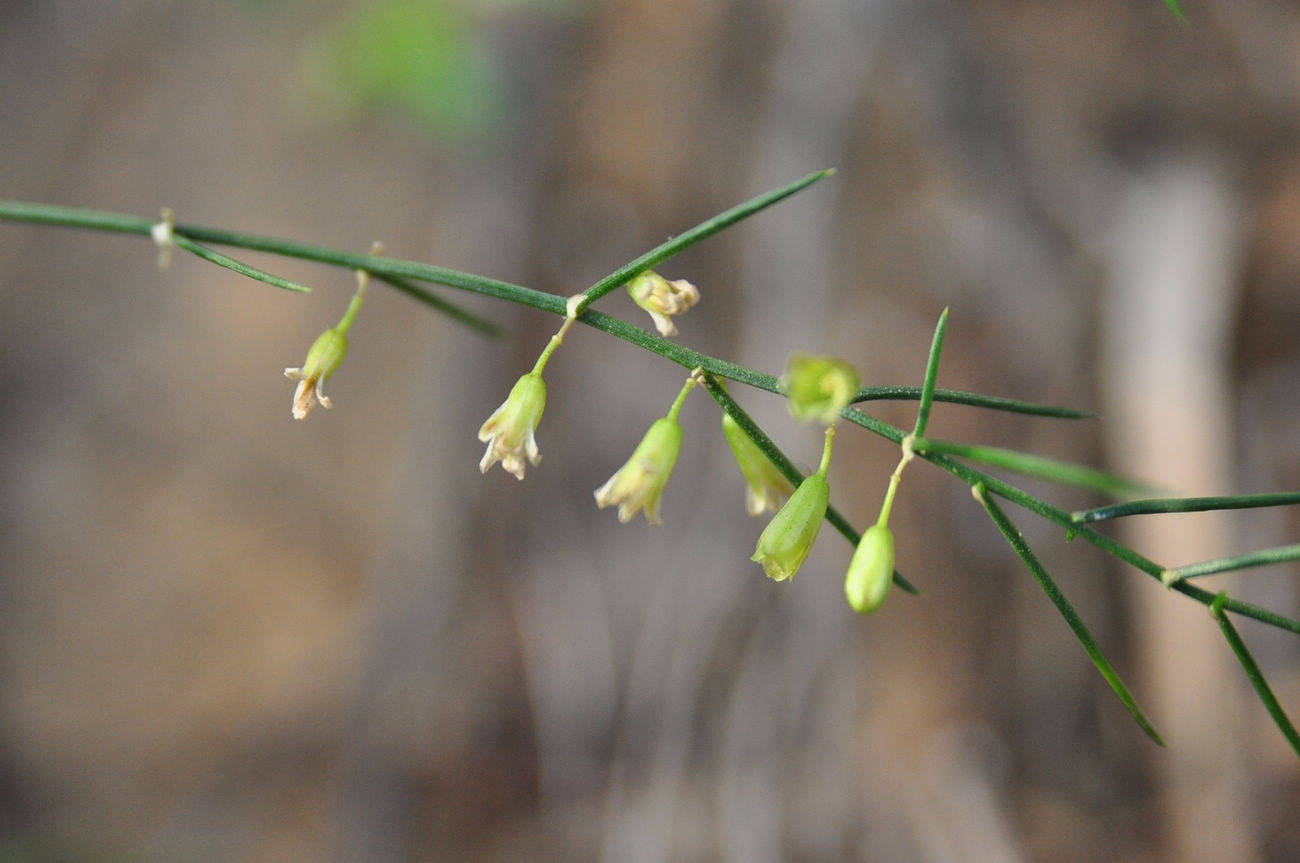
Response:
[295, 262, 901, 615]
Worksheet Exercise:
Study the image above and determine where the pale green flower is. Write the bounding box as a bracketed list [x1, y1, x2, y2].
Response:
[284, 327, 348, 420]
[751, 427, 834, 581]
[594, 417, 683, 524]
[751, 471, 829, 581]
[781, 353, 860, 424]
[721, 413, 794, 516]
[844, 524, 894, 613]
[478, 372, 547, 479]
[627, 270, 699, 337]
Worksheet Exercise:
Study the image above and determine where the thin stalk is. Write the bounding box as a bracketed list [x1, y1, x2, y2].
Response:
[912, 437, 1159, 498]
[1162, 543, 1300, 586]
[975, 484, 1164, 746]
[335, 275, 367, 334]
[1209, 593, 1300, 756]
[1074, 492, 1300, 524]
[0, 201, 1098, 418]
[531, 316, 576, 376]
[576, 171, 833, 310]
[665, 373, 699, 423]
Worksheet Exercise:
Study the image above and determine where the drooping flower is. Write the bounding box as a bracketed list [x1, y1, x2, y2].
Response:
[751, 426, 834, 581]
[478, 372, 548, 479]
[284, 327, 348, 420]
[594, 417, 683, 524]
[627, 270, 699, 337]
[781, 353, 860, 424]
[844, 523, 894, 613]
[283, 253, 372, 420]
[721, 413, 794, 516]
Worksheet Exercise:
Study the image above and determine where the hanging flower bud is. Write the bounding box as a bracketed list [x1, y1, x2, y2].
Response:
[722, 413, 794, 516]
[627, 270, 699, 337]
[478, 372, 548, 479]
[751, 427, 834, 581]
[781, 353, 860, 424]
[594, 417, 683, 524]
[844, 524, 894, 613]
[284, 327, 348, 419]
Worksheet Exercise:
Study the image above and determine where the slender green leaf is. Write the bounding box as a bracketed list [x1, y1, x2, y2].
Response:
[701, 372, 919, 595]
[912, 437, 1158, 498]
[171, 235, 311, 293]
[975, 484, 1164, 746]
[912, 306, 948, 438]
[856, 386, 1093, 419]
[1164, 0, 1186, 22]
[1074, 491, 1300, 524]
[1209, 593, 1300, 757]
[373, 274, 500, 338]
[1163, 543, 1300, 586]
[578, 170, 834, 308]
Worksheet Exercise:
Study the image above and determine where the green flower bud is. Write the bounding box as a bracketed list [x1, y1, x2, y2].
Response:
[721, 413, 794, 516]
[478, 372, 548, 479]
[844, 523, 894, 614]
[781, 353, 860, 424]
[627, 270, 699, 337]
[594, 416, 683, 524]
[284, 327, 349, 420]
[751, 471, 830, 582]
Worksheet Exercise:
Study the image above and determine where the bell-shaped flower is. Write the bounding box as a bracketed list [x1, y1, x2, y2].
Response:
[594, 416, 683, 524]
[722, 413, 794, 516]
[478, 372, 548, 479]
[844, 524, 894, 613]
[751, 427, 834, 581]
[284, 327, 348, 420]
[781, 353, 860, 424]
[627, 270, 699, 337]
[751, 470, 829, 581]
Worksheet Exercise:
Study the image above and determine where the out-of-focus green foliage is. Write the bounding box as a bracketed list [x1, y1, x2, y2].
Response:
[293, 0, 512, 141]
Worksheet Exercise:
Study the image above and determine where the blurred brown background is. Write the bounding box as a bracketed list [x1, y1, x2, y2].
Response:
[1, 1, 1298, 860]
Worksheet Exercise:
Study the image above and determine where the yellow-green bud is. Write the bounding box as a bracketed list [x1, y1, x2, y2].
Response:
[594, 416, 683, 524]
[478, 372, 548, 479]
[781, 353, 860, 424]
[721, 413, 794, 516]
[284, 327, 349, 420]
[844, 524, 894, 614]
[627, 270, 699, 337]
[750, 471, 830, 581]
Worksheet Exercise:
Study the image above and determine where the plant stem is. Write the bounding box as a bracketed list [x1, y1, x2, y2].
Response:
[666, 373, 699, 422]
[1074, 491, 1300, 524]
[531, 316, 575, 376]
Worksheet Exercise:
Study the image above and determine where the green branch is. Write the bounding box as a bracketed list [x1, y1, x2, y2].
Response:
[1074, 491, 1300, 524]
[975, 484, 1164, 745]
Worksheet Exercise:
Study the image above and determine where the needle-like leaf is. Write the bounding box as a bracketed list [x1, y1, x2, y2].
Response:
[975, 484, 1164, 746]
